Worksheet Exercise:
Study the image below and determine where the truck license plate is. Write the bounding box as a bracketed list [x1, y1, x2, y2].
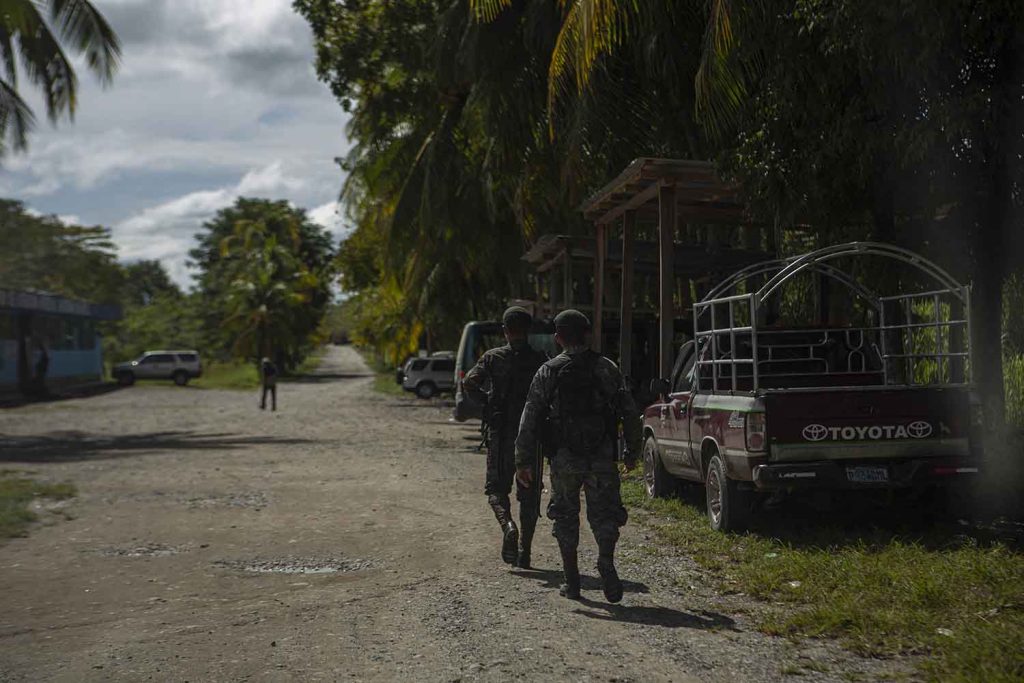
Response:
[846, 466, 889, 483]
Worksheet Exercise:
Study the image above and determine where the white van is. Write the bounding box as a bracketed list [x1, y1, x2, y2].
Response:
[452, 320, 557, 420]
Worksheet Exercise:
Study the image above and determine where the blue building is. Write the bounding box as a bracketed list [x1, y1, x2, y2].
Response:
[0, 290, 121, 393]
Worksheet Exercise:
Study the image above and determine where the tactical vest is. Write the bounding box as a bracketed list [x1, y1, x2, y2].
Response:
[547, 350, 616, 457]
[488, 345, 546, 436]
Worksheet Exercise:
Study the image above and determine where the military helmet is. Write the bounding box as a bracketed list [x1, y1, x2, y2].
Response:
[553, 309, 591, 334]
[502, 306, 533, 330]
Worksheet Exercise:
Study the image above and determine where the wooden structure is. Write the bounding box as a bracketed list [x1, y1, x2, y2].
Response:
[580, 158, 761, 382]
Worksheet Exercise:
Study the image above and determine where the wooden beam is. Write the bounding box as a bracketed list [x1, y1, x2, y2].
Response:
[658, 183, 677, 379]
[593, 222, 606, 351]
[590, 181, 659, 226]
[619, 210, 636, 380]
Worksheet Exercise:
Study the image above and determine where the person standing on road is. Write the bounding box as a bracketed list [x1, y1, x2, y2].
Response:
[260, 357, 278, 411]
[462, 306, 548, 568]
[514, 309, 641, 602]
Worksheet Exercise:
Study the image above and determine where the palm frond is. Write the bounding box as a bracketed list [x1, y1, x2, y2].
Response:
[468, 0, 512, 23]
[48, 0, 121, 83]
[0, 76, 34, 152]
[547, 0, 637, 135]
[10, 0, 78, 121]
[695, 0, 765, 139]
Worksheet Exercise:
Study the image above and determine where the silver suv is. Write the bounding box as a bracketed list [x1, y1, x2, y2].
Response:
[113, 350, 202, 386]
[402, 355, 455, 399]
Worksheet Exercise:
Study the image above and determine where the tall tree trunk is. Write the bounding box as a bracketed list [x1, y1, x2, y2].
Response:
[971, 26, 1023, 433]
[971, 158, 1009, 431]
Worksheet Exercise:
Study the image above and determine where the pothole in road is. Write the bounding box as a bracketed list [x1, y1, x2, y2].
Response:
[212, 557, 376, 574]
[98, 543, 189, 557]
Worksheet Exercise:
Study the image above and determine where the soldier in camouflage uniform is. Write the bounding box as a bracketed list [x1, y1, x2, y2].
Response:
[462, 307, 549, 568]
[515, 309, 641, 602]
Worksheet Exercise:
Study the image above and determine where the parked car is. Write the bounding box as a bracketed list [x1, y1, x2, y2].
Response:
[113, 350, 203, 386]
[452, 320, 558, 421]
[396, 351, 454, 386]
[641, 242, 982, 531]
[402, 355, 456, 398]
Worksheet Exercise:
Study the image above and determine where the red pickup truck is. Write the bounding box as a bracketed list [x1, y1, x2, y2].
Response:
[641, 242, 983, 531]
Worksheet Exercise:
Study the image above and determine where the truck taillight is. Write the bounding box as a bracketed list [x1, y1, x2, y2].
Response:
[745, 412, 767, 452]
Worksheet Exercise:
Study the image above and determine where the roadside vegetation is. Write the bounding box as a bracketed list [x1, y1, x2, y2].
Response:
[120, 347, 329, 391]
[0, 472, 75, 540]
[295, 1, 1024, 433]
[621, 479, 1024, 682]
[358, 349, 407, 398]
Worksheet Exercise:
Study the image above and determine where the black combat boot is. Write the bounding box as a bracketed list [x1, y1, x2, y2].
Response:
[558, 546, 581, 599]
[597, 540, 623, 603]
[516, 514, 537, 569]
[501, 521, 520, 565]
[490, 497, 519, 566]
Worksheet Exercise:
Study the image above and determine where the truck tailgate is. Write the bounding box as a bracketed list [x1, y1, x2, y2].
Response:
[765, 388, 970, 462]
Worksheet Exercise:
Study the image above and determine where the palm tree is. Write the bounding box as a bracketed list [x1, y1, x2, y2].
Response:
[0, 0, 121, 155]
[470, 0, 756, 139]
[220, 218, 320, 369]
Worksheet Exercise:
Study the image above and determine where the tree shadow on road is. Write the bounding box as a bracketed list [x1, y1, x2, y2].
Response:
[0, 382, 123, 409]
[572, 599, 737, 630]
[0, 431, 320, 463]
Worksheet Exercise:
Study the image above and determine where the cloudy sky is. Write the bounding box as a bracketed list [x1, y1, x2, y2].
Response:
[0, 0, 350, 288]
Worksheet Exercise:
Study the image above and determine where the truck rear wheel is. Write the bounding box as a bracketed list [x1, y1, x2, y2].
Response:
[706, 454, 750, 532]
[642, 437, 675, 499]
[173, 370, 190, 386]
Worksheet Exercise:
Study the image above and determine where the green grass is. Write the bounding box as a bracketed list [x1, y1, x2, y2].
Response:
[189, 361, 261, 389]
[292, 346, 327, 375]
[356, 347, 409, 398]
[0, 474, 76, 539]
[621, 479, 1024, 682]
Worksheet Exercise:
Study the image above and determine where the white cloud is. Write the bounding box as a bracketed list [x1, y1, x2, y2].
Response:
[236, 161, 305, 196]
[308, 200, 349, 240]
[2, 0, 351, 288]
[114, 160, 344, 288]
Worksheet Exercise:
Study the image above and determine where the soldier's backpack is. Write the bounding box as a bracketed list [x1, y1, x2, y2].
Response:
[550, 350, 615, 457]
[489, 345, 546, 434]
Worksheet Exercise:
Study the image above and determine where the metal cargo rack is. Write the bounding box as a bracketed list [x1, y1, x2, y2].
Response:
[693, 242, 972, 394]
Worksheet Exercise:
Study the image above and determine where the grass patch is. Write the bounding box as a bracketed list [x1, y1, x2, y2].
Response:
[0, 474, 76, 539]
[122, 348, 330, 392]
[357, 347, 408, 398]
[292, 346, 327, 375]
[621, 479, 1024, 682]
[190, 362, 260, 390]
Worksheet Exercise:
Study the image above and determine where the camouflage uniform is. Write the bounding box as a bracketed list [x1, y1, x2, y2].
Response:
[515, 338, 642, 601]
[463, 339, 548, 566]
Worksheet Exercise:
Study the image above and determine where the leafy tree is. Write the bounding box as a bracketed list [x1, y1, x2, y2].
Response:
[104, 292, 204, 363]
[0, 0, 121, 155]
[0, 199, 124, 391]
[121, 260, 180, 307]
[0, 198, 122, 302]
[190, 198, 336, 369]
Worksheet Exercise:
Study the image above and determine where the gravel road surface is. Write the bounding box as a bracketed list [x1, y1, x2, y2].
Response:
[0, 346, 909, 681]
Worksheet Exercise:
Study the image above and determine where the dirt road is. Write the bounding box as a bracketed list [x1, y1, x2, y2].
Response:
[0, 346, 903, 682]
